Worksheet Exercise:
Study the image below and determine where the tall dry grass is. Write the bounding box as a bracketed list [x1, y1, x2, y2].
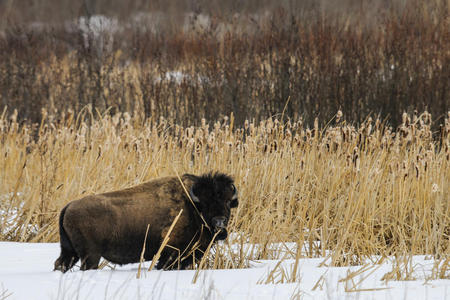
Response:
[0, 109, 448, 271]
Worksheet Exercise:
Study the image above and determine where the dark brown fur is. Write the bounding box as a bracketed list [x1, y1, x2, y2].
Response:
[54, 172, 238, 272]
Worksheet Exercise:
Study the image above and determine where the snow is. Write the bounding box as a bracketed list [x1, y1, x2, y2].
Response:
[154, 71, 208, 85]
[0, 242, 448, 300]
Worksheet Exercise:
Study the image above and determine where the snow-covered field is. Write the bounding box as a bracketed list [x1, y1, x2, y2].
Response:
[0, 242, 448, 300]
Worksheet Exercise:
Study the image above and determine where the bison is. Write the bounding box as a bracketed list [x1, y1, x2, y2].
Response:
[54, 172, 238, 272]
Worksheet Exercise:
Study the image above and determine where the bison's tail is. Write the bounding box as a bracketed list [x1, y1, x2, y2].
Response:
[54, 204, 79, 272]
[58, 204, 75, 254]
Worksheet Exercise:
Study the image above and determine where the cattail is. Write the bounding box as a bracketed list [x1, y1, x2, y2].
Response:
[285, 129, 292, 140]
[431, 183, 439, 193]
[187, 138, 195, 148]
[402, 160, 408, 179]
[352, 147, 359, 166]
[423, 111, 431, 125]
[375, 118, 381, 131]
[366, 118, 372, 136]
[402, 112, 408, 124]
[249, 122, 255, 135]
[314, 118, 319, 137]
[336, 110, 343, 123]
[306, 129, 311, 139]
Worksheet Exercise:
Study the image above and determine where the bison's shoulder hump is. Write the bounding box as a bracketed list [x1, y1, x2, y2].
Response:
[193, 172, 234, 190]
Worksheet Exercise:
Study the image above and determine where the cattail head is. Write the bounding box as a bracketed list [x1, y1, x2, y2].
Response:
[336, 110, 343, 122]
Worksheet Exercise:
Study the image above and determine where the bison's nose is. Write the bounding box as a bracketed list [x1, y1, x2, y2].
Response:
[212, 216, 228, 229]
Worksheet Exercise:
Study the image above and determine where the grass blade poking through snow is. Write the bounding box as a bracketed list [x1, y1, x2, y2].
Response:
[136, 224, 150, 279]
[148, 210, 183, 272]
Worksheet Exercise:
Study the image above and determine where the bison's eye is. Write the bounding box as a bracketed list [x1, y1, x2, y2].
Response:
[231, 183, 236, 193]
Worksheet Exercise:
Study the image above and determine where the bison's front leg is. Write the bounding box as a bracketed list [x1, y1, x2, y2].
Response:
[160, 249, 204, 271]
[179, 256, 195, 270]
[156, 250, 180, 270]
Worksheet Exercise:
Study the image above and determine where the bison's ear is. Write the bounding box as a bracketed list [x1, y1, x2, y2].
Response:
[230, 199, 239, 208]
[189, 187, 201, 203]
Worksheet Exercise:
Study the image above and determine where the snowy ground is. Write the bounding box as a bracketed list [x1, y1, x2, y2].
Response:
[0, 242, 448, 300]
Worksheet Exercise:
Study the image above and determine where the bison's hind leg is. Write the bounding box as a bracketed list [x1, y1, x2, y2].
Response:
[54, 250, 79, 273]
[80, 253, 101, 271]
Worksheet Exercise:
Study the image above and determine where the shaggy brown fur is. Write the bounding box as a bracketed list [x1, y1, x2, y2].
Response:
[54, 172, 238, 272]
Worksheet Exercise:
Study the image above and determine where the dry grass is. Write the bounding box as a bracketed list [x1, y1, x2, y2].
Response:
[0, 109, 448, 275]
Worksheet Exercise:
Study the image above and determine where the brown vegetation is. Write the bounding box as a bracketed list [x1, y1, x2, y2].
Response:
[0, 0, 448, 128]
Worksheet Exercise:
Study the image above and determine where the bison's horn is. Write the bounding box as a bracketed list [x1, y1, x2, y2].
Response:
[189, 187, 200, 203]
[231, 183, 238, 200]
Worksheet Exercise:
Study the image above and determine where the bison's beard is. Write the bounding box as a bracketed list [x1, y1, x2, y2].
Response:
[213, 228, 228, 240]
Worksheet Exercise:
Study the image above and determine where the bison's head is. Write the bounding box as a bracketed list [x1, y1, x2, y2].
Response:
[189, 173, 238, 240]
